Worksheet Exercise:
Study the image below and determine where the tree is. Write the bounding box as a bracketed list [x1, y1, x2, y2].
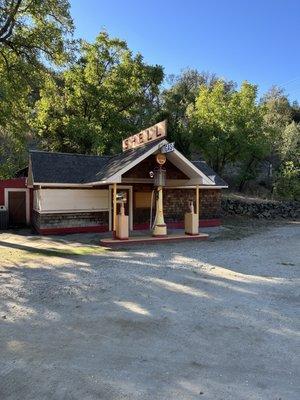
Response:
[0, 0, 74, 178]
[260, 86, 300, 190]
[34, 32, 164, 154]
[261, 87, 293, 162]
[0, 46, 39, 178]
[274, 161, 300, 201]
[0, 0, 73, 69]
[189, 80, 265, 176]
[280, 121, 300, 162]
[160, 69, 233, 155]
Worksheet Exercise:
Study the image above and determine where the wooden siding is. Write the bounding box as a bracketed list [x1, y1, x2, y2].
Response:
[134, 192, 152, 208]
[33, 189, 109, 213]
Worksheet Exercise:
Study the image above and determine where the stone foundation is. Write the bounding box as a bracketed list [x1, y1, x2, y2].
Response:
[32, 210, 109, 234]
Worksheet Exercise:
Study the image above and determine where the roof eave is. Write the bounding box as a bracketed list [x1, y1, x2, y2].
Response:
[33, 182, 95, 187]
[87, 139, 169, 185]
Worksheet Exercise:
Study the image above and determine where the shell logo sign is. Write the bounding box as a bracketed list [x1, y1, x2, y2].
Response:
[122, 120, 167, 152]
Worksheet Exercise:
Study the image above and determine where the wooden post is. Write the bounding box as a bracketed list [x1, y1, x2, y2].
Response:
[196, 184, 199, 216]
[113, 183, 117, 233]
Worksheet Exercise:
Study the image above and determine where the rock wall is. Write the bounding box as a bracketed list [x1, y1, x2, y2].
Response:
[222, 196, 299, 219]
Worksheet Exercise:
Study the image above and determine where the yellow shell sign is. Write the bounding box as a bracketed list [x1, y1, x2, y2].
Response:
[122, 120, 167, 151]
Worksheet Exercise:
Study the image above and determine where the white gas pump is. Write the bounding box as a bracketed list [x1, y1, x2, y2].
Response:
[151, 154, 167, 237]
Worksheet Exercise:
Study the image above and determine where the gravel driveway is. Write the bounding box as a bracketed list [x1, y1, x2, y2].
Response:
[0, 221, 299, 400]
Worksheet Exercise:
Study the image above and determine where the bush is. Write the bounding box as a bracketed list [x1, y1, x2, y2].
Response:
[274, 161, 300, 201]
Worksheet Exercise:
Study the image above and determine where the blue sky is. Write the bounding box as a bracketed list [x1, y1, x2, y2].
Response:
[70, 0, 300, 102]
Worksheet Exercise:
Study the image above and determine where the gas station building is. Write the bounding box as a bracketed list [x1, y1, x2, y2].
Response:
[26, 121, 228, 238]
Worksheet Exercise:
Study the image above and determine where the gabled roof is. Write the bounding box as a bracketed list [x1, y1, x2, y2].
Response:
[29, 140, 228, 187]
[92, 140, 162, 182]
[192, 160, 228, 187]
[29, 140, 164, 185]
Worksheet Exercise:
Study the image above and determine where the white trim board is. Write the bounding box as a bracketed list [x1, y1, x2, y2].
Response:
[33, 182, 96, 188]
[33, 208, 109, 214]
[167, 149, 214, 185]
[102, 140, 214, 185]
[164, 186, 228, 189]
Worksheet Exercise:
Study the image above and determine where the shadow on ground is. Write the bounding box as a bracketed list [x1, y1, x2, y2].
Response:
[0, 220, 299, 400]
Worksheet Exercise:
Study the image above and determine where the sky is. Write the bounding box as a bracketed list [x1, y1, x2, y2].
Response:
[70, 0, 300, 102]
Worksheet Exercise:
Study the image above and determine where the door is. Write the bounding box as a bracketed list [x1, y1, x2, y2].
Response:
[110, 188, 131, 230]
[8, 191, 27, 227]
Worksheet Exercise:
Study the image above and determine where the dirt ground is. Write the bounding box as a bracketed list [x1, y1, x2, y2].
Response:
[0, 218, 299, 400]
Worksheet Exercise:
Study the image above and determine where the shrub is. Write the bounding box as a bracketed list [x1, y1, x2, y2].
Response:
[273, 161, 300, 201]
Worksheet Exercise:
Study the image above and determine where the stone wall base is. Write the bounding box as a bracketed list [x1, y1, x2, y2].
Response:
[32, 210, 109, 234]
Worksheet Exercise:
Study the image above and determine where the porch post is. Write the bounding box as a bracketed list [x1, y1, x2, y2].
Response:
[196, 184, 199, 217]
[113, 183, 117, 233]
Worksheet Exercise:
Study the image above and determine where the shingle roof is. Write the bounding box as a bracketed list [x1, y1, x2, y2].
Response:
[93, 140, 162, 181]
[29, 141, 228, 187]
[30, 151, 111, 184]
[192, 160, 228, 186]
[29, 140, 161, 184]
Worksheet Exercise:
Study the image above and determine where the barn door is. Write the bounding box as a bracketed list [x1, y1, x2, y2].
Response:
[8, 191, 27, 227]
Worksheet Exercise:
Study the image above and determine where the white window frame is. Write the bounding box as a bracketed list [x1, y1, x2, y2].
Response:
[4, 188, 30, 225]
[108, 185, 133, 231]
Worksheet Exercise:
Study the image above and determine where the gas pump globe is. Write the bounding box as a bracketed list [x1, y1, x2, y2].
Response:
[152, 153, 167, 237]
[116, 191, 127, 205]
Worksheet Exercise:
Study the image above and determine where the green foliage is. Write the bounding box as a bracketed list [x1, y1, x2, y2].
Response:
[260, 87, 300, 197]
[0, 50, 35, 178]
[188, 80, 266, 174]
[0, 0, 74, 68]
[0, 0, 74, 178]
[0, 1, 298, 204]
[261, 86, 294, 159]
[280, 121, 300, 162]
[0, 132, 28, 178]
[274, 161, 300, 201]
[34, 32, 164, 154]
[160, 69, 237, 156]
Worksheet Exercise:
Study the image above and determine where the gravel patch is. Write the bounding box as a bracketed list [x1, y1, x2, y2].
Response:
[0, 221, 299, 400]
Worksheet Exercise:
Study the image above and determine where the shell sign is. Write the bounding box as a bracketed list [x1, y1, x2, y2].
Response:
[122, 120, 167, 152]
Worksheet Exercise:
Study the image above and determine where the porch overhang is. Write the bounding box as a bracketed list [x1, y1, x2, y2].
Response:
[97, 140, 215, 186]
[28, 139, 227, 189]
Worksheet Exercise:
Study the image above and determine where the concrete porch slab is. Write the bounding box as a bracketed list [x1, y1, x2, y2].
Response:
[100, 232, 209, 247]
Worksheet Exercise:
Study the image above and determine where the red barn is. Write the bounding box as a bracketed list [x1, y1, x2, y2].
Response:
[0, 177, 31, 227]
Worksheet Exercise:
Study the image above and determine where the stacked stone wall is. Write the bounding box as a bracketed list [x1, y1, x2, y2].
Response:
[222, 197, 299, 219]
[32, 210, 109, 230]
